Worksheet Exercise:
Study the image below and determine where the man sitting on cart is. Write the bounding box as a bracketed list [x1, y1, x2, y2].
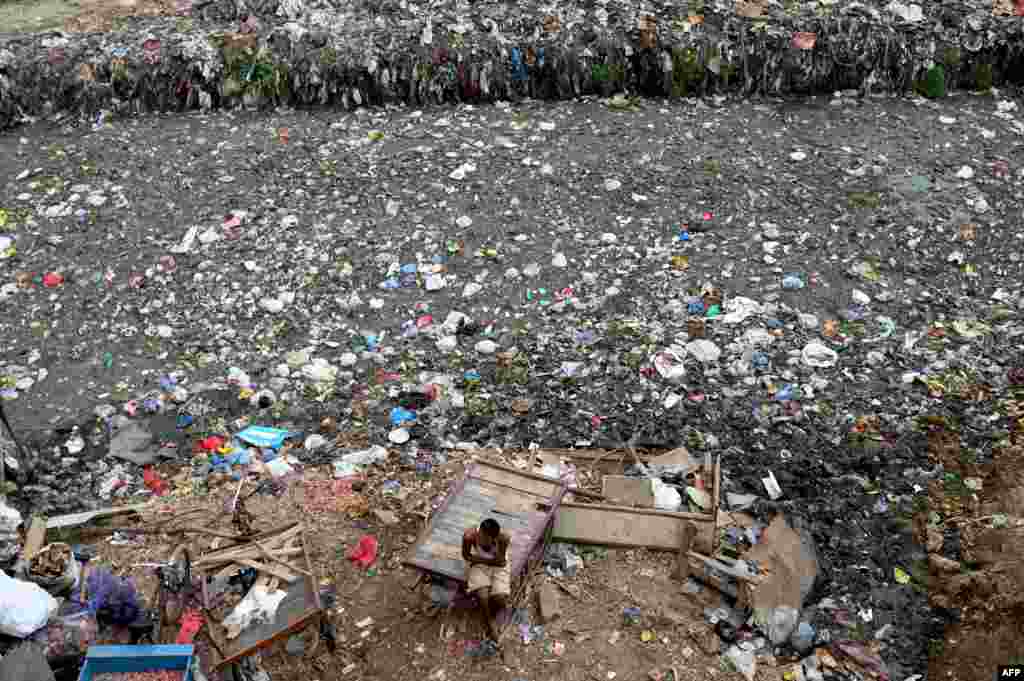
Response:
[462, 517, 511, 641]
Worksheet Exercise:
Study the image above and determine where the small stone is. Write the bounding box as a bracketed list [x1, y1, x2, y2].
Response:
[551, 252, 568, 268]
[373, 509, 400, 525]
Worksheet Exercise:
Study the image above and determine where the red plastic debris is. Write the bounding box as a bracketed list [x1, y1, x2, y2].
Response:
[175, 609, 203, 643]
[143, 467, 170, 497]
[347, 535, 379, 568]
[43, 272, 64, 288]
[200, 435, 225, 452]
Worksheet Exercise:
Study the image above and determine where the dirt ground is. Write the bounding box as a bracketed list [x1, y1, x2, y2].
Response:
[84, 448, 759, 681]
[0, 0, 177, 34]
[924, 420, 1024, 678]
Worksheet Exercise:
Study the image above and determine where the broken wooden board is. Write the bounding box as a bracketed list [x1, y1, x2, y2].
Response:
[210, 525, 323, 671]
[648, 447, 694, 467]
[504, 448, 662, 475]
[20, 515, 47, 561]
[404, 459, 567, 583]
[601, 476, 655, 507]
[553, 502, 715, 554]
[46, 502, 153, 530]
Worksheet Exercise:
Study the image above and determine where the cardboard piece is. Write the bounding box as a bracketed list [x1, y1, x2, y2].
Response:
[601, 476, 654, 507]
[553, 502, 714, 554]
[742, 515, 819, 640]
[20, 516, 47, 561]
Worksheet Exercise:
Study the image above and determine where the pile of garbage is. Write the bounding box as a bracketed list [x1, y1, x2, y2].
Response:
[0, 0, 1022, 130]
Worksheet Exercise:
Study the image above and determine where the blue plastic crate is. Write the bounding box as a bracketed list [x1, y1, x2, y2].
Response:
[77, 645, 194, 681]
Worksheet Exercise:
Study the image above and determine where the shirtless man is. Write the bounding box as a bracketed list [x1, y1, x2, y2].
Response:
[462, 518, 511, 641]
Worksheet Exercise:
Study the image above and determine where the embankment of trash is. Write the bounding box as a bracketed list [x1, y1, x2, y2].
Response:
[0, 0, 1022, 130]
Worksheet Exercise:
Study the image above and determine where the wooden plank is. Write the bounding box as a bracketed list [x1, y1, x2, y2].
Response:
[47, 502, 153, 530]
[601, 476, 654, 507]
[553, 503, 715, 553]
[195, 547, 303, 568]
[236, 559, 299, 583]
[470, 470, 560, 500]
[555, 501, 711, 522]
[21, 515, 47, 561]
[713, 455, 721, 514]
[403, 460, 567, 581]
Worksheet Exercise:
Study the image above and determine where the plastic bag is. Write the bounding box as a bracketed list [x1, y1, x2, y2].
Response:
[223, 584, 287, 638]
[86, 568, 140, 626]
[0, 570, 59, 637]
[333, 445, 388, 477]
[652, 479, 682, 511]
[724, 644, 757, 681]
[757, 605, 800, 646]
[347, 535, 378, 568]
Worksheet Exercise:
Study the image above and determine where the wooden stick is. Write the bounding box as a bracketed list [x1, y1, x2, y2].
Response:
[673, 522, 697, 582]
[255, 538, 311, 577]
[194, 547, 304, 568]
[200, 524, 302, 560]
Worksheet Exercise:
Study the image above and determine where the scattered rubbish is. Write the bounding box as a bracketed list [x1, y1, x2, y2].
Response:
[333, 446, 389, 478]
[108, 423, 160, 466]
[724, 644, 756, 681]
[0, 499, 22, 562]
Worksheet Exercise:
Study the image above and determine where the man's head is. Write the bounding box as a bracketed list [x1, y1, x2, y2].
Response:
[480, 518, 501, 539]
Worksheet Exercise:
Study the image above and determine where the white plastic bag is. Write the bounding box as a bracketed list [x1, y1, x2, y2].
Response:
[222, 584, 287, 639]
[724, 644, 757, 681]
[333, 445, 389, 477]
[652, 479, 682, 511]
[0, 570, 59, 637]
[800, 342, 838, 368]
